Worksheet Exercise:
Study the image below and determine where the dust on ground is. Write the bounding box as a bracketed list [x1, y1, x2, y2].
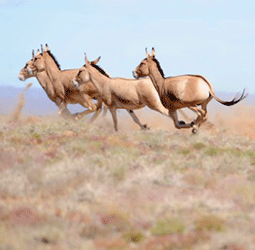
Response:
[4, 85, 255, 139]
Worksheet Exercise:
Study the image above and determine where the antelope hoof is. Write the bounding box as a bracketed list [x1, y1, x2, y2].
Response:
[74, 113, 82, 120]
[179, 120, 186, 125]
[191, 126, 199, 135]
[142, 124, 149, 130]
[192, 128, 198, 135]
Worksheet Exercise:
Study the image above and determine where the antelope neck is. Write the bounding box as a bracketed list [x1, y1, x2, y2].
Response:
[36, 70, 55, 101]
[43, 53, 61, 82]
[148, 64, 166, 97]
[87, 64, 109, 94]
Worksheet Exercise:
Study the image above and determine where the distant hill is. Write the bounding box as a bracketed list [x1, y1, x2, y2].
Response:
[0, 86, 254, 116]
[0, 86, 85, 116]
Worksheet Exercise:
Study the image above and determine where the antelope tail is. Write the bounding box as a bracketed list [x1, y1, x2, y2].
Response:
[210, 88, 247, 106]
[197, 75, 248, 106]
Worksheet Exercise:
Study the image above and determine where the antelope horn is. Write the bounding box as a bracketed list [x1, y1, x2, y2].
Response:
[32, 50, 35, 59]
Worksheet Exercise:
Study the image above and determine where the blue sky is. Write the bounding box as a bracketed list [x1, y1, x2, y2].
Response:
[1, 0, 255, 94]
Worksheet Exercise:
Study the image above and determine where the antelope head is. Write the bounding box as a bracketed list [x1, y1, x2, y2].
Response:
[18, 50, 37, 81]
[132, 47, 157, 79]
[132, 48, 152, 79]
[73, 55, 101, 89]
[27, 48, 46, 75]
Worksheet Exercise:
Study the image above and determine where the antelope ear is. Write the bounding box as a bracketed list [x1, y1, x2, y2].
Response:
[151, 47, 155, 58]
[41, 44, 44, 53]
[84, 53, 90, 65]
[45, 44, 50, 51]
[36, 49, 40, 56]
[91, 56, 101, 65]
[146, 49, 152, 61]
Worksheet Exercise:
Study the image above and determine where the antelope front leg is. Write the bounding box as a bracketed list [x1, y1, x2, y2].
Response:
[58, 102, 73, 119]
[74, 98, 100, 121]
[89, 99, 104, 123]
[169, 111, 194, 129]
[89, 106, 102, 123]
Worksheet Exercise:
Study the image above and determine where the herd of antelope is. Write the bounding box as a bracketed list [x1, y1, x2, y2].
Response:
[19, 44, 247, 134]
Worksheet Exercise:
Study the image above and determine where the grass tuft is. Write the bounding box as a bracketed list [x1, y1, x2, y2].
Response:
[195, 215, 226, 232]
[204, 146, 222, 156]
[193, 142, 206, 150]
[151, 218, 185, 236]
[123, 230, 145, 243]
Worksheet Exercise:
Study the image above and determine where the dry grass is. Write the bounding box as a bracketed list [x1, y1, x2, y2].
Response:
[9, 82, 32, 123]
[0, 93, 255, 249]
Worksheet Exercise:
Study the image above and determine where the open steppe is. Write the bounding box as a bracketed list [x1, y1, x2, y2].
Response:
[0, 88, 255, 250]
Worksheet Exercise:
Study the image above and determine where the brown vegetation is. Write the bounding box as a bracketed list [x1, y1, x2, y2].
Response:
[0, 93, 255, 249]
[9, 82, 32, 122]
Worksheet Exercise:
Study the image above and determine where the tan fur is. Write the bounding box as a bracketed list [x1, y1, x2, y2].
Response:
[133, 48, 247, 132]
[19, 45, 107, 121]
[19, 53, 56, 102]
[73, 56, 176, 131]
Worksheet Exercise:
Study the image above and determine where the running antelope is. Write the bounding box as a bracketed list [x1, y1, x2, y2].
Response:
[133, 48, 247, 133]
[19, 45, 107, 121]
[19, 50, 77, 118]
[73, 55, 177, 131]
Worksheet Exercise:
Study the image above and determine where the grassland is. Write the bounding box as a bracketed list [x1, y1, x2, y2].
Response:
[1, 100, 255, 249]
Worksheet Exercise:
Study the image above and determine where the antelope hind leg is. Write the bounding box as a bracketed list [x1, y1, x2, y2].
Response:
[89, 108, 102, 124]
[73, 109, 94, 120]
[188, 107, 204, 126]
[109, 108, 118, 131]
[89, 100, 106, 123]
[178, 109, 190, 121]
[127, 110, 148, 130]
